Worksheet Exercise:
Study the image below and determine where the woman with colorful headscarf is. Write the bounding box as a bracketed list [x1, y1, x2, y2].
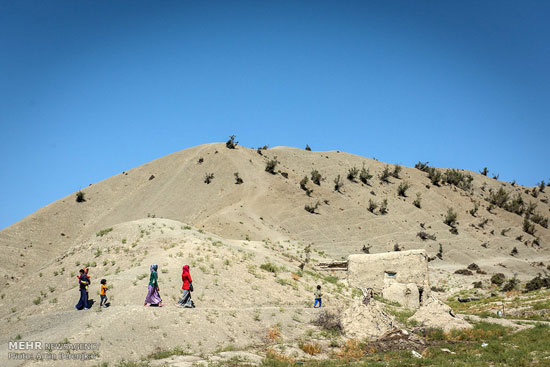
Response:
[177, 265, 194, 308]
[144, 264, 163, 307]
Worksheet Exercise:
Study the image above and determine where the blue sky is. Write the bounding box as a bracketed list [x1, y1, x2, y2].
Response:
[1, 1, 549, 229]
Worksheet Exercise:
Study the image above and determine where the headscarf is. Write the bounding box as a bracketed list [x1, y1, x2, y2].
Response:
[182, 265, 189, 274]
[150, 264, 158, 272]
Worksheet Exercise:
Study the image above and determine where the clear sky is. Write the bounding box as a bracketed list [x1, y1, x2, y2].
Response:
[1, 1, 549, 229]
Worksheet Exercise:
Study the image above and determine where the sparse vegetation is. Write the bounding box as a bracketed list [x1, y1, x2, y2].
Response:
[225, 135, 238, 149]
[444, 169, 473, 191]
[417, 231, 436, 241]
[391, 164, 402, 179]
[415, 161, 430, 172]
[265, 159, 278, 174]
[444, 208, 458, 227]
[305, 201, 319, 214]
[311, 170, 322, 185]
[523, 218, 536, 235]
[379, 199, 388, 214]
[234, 172, 243, 184]
[410, 192, 421, 208]
[359, 164, 372, 184]
[427, 167, 442, 186]
[204, 172, 214, 184]
[480, 167, 489, 176]
[347, 166, 359, 182]
[76, 191, 85, 203]
[305, 144, 311, 151]
[367, 199, 378, 213]
[491, 273, 506, 286]
[334, 175, 343, 192]
[312, 310, 342, 333]
[379, 165, 391, 183]
[397, 181, 410, 197]
[96, 227, 113, 237]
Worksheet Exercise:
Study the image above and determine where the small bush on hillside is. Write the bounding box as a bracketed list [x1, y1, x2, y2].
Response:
[501, 227, 511, 236]
[510, 247, 518, 256]
[525, 201, 537, 219]
[427, 167, 442, 186]
[455, 269, 473, 275]
[489, 187, 510, 208]
[311, 170, 322, 185]
[391, 165, 402, 179]
[359, 164, 372, 184]
[505, 193, 524, 215]
[379, 199, 388, 215]
[491, 273, 506, 286]
[234, 172, 243, 184]
[305, 201, 319, 214]
[415, 161, 430, 172]
[96, 228, 113, 237]
[76, 191, 85, 203]
[226, 135, 238, 149]
[523, 218, 536, 235]
[413, 192, 421, 208]
[501, 277, 519, 292]
[312, 310, 342, 333]
[379, 165, 391, 183]
[204, 173, 214, 184]
[531, 214, 548, 228]
[265, 159, 278, 174]
[531, 187, 539, 198]
[305, 144, 311, 151]
[197, 157, 204, 164]
[367, 199, 378, 213]
[469, 201, 479, 216]
[260, 262, 279, 273]
[444, 169, 473, 191]
[493, 173, 499, 180]
[300, 176, 309, 191]
[393, 243, 401, 252]
[525, 274, 550, 292]
[437, 243, 443, 259]
[347, 166, 359, 182]
[539, 180, 546, 192]
[417, 231, 436, 241]
[444, 208, 458, 227]
[397, 181, 410, 197]
[334, 175, 343, 192]
[480, 167, 489, 176]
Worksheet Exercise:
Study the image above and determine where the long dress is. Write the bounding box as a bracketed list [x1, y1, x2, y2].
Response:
[75, 277, 89, 310]
[178, 265, 194, 307]
[144, 271, 162, 305]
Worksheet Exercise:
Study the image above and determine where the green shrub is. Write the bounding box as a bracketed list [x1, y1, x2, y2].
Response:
[539, 180, 546, 192]
[412, 192, 421, 208]
[300, 176, 309, 191]
[226, 135, 238, 149]
[531, 213, 548, 228]
[379, 199, 388, 215]
[311, 170, 322, 185]
[427, 167, 442, 186]
[489, 187, 510, 208]
[359, 164, 372, 184]
[491, 273, 506, 286]
[260, 262, 279, 273]
[501, 277, 519, 292]
[334, 175, 343, 192]
[305, 144, 311, 151]
[347, 167, 359, 182]
[397, 181, 410, 197]
[444, 208, 457, 227]
[204, 173, 214, 184]
[523, 218, 536, 235]
[415, 161, 430, 172]
[505, 193, 524, 215]
[469, 201, 479, 216]
[391, 164, 402, 179]
[480, 167, 489, 176]
[367, 199, 378, 213]
[234, 172, 243, 184]
[444, 169, 473, 190]
[96, 228, 113, 237]
[379, 165, 391, 183]
[525, 274, 550, 291]
[305, 201, 319, 214]
[76, 191, 86, 203]
[265, 159, 277, 174]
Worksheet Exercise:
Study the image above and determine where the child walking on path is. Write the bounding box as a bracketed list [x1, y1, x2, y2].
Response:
[314, 285, 322, 308]
[100, 279, 108, 308]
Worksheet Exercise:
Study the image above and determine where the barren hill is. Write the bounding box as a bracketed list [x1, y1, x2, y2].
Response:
[2, 143, 548, 283]
[1, 142, 549, 366]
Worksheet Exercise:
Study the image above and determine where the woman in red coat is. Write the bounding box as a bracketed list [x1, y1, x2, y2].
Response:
[177, 265, 194, 308]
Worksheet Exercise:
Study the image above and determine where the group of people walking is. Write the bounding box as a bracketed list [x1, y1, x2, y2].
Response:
[76, 263, 323, 310]
[75, 264, 194, 310]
